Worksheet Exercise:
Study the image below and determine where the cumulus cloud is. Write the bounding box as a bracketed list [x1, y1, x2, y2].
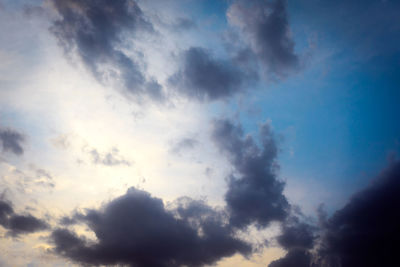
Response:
[0, 127, 25, 155]
[269, 249, 312, 267]
[277, 219, 315, 251]
[227, 0, 299, 77]
[211, 119, 289, 229]
[169, 47, 254, 101]
[270, 160, 400, 267]
[49, 0, 163, 100]
[51, 187, 251, 267]
[0, 199, 48, 237]
[313, 160, 400, 267]
[268, 215, 316, 267]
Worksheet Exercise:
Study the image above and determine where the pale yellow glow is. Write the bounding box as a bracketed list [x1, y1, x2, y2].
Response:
[216, 247, 285, 267]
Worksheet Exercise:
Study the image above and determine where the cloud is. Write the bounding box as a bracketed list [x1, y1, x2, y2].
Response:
[268, 215, 315, 267]
[49, 0, 163, 100]
[169, 47, 253, 101]
[0, 127, 25, 155]
[269, 249, 312, 267]
[51, 187, 251, 267]
[0, 199, 48, 237]
[227, 0, 299, 77]
[32, 168, 55, 189]
[169, 137, 198, 155]
[88, 147, 132, 167]
[313, 160, 400, 267]
[270, 160, 400, 267]
[0, 200, 13, 225]
[277, 218, 315, 251]
[211, 119, 289, 229]
[0, 164, 55, 194]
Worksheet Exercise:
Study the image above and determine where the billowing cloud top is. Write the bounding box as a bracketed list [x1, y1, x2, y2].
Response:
[169, 47, 248, 101]
[212, 119, 289, 228]
[52, 187, 251, 267]
[269, 160, 400, 267]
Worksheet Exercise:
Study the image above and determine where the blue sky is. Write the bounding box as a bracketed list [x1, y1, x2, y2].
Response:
[207, 0, 400, 212]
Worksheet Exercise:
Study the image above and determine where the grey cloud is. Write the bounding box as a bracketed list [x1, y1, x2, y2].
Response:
[0, 127, 25, 155]
[211, 119, 289, 229]
[0, 199, 48, 237]
[277, 218, 315, 251]
[269, 216, 316, 267]
[33, 168, 55, 188]
[270, 160, 400, 267]
[89, 147, 132, 167]
[312, 160, 400, 267]
[59, 215, 77, 226]
[227, 0, 299, 77]
[269, 249, 312, 267]
[7, 214, 48, 237]
[50, 0, 163, 100]
[51, 187, 251, 267]
[169, 137, 198, 155]
[169, 47, 254, 101]
[0, 200, 13, 225]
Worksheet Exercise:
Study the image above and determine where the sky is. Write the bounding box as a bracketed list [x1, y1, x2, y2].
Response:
[0, 0, 399, 266]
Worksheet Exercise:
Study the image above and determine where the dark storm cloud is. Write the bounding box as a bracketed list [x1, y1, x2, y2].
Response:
[269, 249, 312, 267]
[169, 47, 254, 101]
[0, 127, 25, 155]
[277, 219, 315, 251]
[50, 0, 163, 100]
[211, 119, 289, 228]
[227, 0, 299, 77]
[89, 148, 132, 167]
[0, 200, 48, 237]
[51, 187, 251, 267]
[313, 160, 400, 267]
[269, 160, 400, 267]
[268, 216, 315, 267]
